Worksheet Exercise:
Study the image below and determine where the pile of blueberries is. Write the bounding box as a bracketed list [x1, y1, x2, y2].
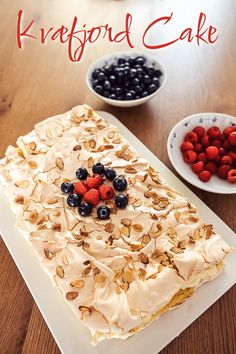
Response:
[91, 56, 163, 101]
[61, 163, 128, 220]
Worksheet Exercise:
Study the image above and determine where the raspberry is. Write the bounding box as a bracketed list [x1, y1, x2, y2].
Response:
[219, 147, 226, 156]
[217, 165, 230, 179]
[197, 152, 207, 163]
[227, 169, 236, 184]
[206, 146, 219, 160]
[220, 156, 233, 165]
[194, 143, 203, 153]
[212, 139, 222, 148]
[98, 185, 114, 200]
[193, 126, 205, 138]
[223, 140, 231, 150]
[219, 133, 226, 142]
[184, 131, 198, 144]
[228, 131, 236, 146]
[228, 151, 236, 161]
[207, 126, 221, 138]
[205, 162, 217, 174]
[84, 188, 100, 206]
[214, 156, 221, 164]
[201, 135, 210, 147]
[191, 161, 204, 174]
[223, 126, 236, 136]
[180, 141, 194, 152]
[86, 174, 103, 189]
[198, 170, 211, 182]
[74, 181, 89, 195]
[183, 150, 197, 164]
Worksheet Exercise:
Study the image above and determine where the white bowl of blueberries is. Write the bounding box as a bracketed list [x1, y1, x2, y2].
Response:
[86, 52, 167, 107]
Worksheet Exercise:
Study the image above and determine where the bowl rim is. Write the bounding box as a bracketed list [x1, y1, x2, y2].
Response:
[85, 51, 167, 104]
[167, 112, 236, 194]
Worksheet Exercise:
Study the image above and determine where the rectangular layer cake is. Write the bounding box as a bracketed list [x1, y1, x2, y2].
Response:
[0, 105, 231, 344]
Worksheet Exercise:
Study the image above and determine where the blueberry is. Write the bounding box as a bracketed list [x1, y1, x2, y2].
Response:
[113, 176, 127, 191]
[97, 72, 106, 82]
[105, 167, 116, 181]
[109, 75, 116, 84]
[115, 87, 123, 95]
[78, 202, 92, 217]
[94, 85, 103, 95]
[129, 68, 137, 78]
[104, 65, 112, 76]
[92, 69, 100, 80]
[132, 77, 140, 86]
[141, 91, 149, 97]
[104, 80, 111, 90]
[135, 56, 146, 66]
[61, 182, 74, 194]
[67, 193, 82, 207]
[103, 90, 110, 98]
[109, 93, 116, 100]
[118, 57, 126, 65]
[135, 85, 142, 94]
[115, 194, 128, 209]
[97, 205, 110, 220]
[92, 79, 99, 88]
[128, 58, 135, 66]
[147, 84, 158, 94]
[92, 162, 105, 175]
[135, 95, 140, 99]
[76, 167, 88, 180]
[124, 80, 130, 87]
[146, 66, 155, 76]
[143, 75, 151, 86]
[123, 66, 130, 76]
[152, 77, 160, 86]
[154, 69, 163, 77]
[124, 92, 134, 100]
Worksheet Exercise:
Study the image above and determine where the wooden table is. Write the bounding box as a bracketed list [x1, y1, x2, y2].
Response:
[0, 0, 236, 353]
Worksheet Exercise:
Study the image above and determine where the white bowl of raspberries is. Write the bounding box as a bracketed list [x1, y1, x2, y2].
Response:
[167, 113, 236, 194]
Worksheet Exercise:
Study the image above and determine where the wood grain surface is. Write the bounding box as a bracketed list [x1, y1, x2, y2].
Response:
[0, 0, 235, 353]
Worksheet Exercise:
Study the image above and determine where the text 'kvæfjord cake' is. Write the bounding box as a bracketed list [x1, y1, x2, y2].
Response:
[0, 105, 231, 344]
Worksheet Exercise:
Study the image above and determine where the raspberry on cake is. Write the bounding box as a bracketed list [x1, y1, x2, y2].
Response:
[0, 105, 231, 345]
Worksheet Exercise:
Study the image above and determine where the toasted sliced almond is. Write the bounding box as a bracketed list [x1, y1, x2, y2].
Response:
[82, 267, 91, 276]
[52, 223, 61, 231]
[15, 180, 29, 189]
[93, 267, 100, 276]
[56, 266, 64, 278]
[108, 131, 115, 139]
[112, 138, 121, 144]
[122, 270, 133, 283]
[189, 216, 199, 223]
[88, 157, 94, 168]
[62, 255, 68, 265]
[79, 306, 91, 315]
[133, 200, 142, 208]
[125, 167, 137, 174]
[73, 144, 81, 151]
[115, 284, 121, 294]
[88, 139, 96, 148]
[174, 211, 181, 222]
[27, 210, 38, 223]
[66, 291, 78, 300]
[121, 218, 131, 226]
[139, 253, 149, 264]
[70, 279, 85, 288]
[142, 234, 151, 245]
[144, 191, 151, 198]
[44, 248, 53, 260]
[132, 224, 143, 232]
[29, 141, 36, 150]
[28, 161, 38, 169]
[95, 274, 106, 284]
[121, 226, 130, 237]
[104, 223, 115, 233]
[55, 158, 64, 170]
[47, 197, 58, 204]
[14, 195, 24, 204]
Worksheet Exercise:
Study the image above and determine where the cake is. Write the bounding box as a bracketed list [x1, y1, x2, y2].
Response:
[0, 105, 231, 344]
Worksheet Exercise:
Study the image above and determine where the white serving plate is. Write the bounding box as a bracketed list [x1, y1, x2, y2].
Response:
[0, 111, 236, 354]
[167, 113, 236, 194]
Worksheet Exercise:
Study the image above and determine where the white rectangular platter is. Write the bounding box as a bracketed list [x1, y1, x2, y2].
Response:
[0, 110, 236, 354]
